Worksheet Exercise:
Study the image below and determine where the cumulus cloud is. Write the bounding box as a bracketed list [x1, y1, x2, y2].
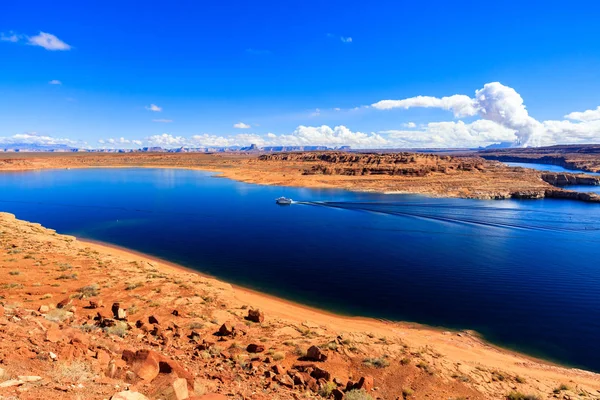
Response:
[145, 133, 187, 147]
[381, 120, 517, 148]
[48, 79, 62, 85]
[233, 122, 251, 129]
[0, 132, 76, 146]
[146, 104, 162, 112]
[340, 36, 353, 43]
[152, 119, 173, 123]
[564, 106, 600, 122]
[28, 32, 71, 50]
[372, 94, 478, 118]
[403, 122, 416, 128]
[370, 82, 600, 147]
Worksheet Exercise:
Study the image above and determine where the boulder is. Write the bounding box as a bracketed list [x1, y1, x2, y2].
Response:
[246, 344, 265, 353]
[149, 315, 159, 324]
[110, 391, 149, 400]
[151, 377, 188, 400]
[112, 303, 127, 320]
[122, 349, 193, 386]
[218, 322, 233, 336]
[311, 366, 331, 381]
[332, 388, 345, 400]
[306, 345, 327, 362]
[246, 309, 264, 323]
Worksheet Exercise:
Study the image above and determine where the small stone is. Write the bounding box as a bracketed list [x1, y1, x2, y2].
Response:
[38, 305, 50, 313]
[49, 352, 58, 361]
[57, 298, 70, 309]
[148, 315, 159, 324]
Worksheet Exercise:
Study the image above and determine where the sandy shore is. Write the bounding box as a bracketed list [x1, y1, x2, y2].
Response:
[79, 236, 600, 397]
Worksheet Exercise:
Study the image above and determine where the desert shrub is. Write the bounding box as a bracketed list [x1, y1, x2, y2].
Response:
[345, 389, 374, 400]
[402, 388, 414, 398]
[125, 282, 143, 290]
[57, 273, 78, 280]
[515, 376, 526, 384]
[78, 283, 100, 297]
[363, 357, 390, 368]
[45, 308, 71, 322]
[105, 321, 128, 337]
[318, 381, 337, 397]
[8, 270, 20, 275]
[506, 392, 541, 400]
[400, 357, 411, 365]
[272, 351, 285, 361]
[53, 361, 94, 382]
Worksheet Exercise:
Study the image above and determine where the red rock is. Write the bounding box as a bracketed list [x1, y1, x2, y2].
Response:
[0, 305, 4, 317]
[332, 388, 345, 400]
[272, 364, 286, 375]
[246, 309, 264, 323]
[189, 395, 227, 400]
[112, 303, 127, 320]
[171, 309, 179, 316]
[96, 350, 111, 365]
[57, 298, 71, 309]
[306, 345, 327, 362]
[311, 366, 331, 381]
[354, 375, 374, 392]
[246, 343, 265, 353]
[46, 327, 65, 343]
[123, 349, 193, 386]
[148, 315, 159, 324]
[151, 377, 188, 400]
[218, 322, 233, 336]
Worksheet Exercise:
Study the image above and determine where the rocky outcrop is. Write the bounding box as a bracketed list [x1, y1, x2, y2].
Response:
[541, 173, 600, 186]
[545, 189, 600, 202]
[259, 152, 489, 177]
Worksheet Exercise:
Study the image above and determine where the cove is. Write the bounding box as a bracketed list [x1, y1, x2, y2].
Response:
[502, 161, 600, 175]
[1, 168, 599, 372]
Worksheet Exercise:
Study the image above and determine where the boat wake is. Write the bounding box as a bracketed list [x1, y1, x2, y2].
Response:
[295, 201, 600, 233]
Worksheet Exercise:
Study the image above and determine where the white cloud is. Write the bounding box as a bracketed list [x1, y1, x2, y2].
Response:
[340, 36, 353, 43]
[98, 139, 105, 144]
[152, 119, 173, 123]
[0, 132, 76, 146]
[233, 122, 251, 129]
[372, 94, 478, 118]
[403, 122, 416, 128]
[27, 32, 71, 51]
[146, 133, 187, 147]
[564, 106, 600, 122]
[275, 125, 387, 147]
[310, 108, 321, 117]
[48, 79, 62, 85]
[146, 104, 162, 112]
[381, 120, 517, 148]
[132, 140, 142, 146]
[0, 32, 19, 42]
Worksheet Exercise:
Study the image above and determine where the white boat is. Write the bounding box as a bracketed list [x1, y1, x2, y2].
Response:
[275, 197, 293, 205]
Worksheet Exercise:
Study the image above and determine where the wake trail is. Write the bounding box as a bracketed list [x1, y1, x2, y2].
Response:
[296, 201, 600, 233]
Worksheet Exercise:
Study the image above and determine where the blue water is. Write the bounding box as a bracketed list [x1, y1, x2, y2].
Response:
[1, 168, 600, 371]
[504, 161, 600, 175]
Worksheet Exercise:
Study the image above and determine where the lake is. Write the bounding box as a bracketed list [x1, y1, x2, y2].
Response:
[504, 161, 600, 175]
[1, 168, 600, 372]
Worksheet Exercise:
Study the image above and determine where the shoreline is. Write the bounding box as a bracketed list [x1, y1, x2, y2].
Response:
[77, 235, 578, 375]
[2, 211, 600, 398]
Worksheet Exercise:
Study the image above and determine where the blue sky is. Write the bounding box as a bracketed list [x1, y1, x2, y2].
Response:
[1, 0, 600, 149]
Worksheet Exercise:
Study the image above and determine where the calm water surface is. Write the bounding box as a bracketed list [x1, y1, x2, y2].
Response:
[1, 168, 600, 371]
[504, 161, 600, 175]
